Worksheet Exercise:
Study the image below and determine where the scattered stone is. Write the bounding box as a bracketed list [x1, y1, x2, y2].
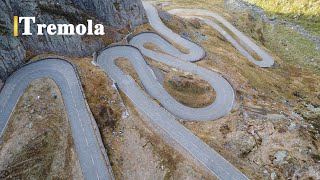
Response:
[113, 33, 124, 42]
[269, 17, 277, 21]
[52, 92, 58, 99]
[279, 39, 287, 46]
[157, 2, 171, 7]
[282, 99, 294, 107]
[288, 122, 297, 131]
[304, 103, 320, 113]
[267, 114, 285, 121]
[122, 110, 129, 119]
[273, 150, 288, 165]
[219, 124, 231, 136]
[271, 171, 277, 180]
[26, 122, 33, 129]
[180, 31, 192, 40]
[30, 109, 35, 114]
[119, 127, 124, 136]
[291, 111, 303, 120]
[225, 131, 256, 156]
[192, 31, 207, 41]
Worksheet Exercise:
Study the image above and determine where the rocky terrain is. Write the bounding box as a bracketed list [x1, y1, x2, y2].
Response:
[0, 0, 146, 85]
[0, 36, 25, 86]
[1, 0, 319, 179]
[152, 0, 320, 179]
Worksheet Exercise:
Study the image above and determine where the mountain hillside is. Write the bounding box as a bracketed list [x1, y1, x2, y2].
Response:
[0, 0, 146, 83]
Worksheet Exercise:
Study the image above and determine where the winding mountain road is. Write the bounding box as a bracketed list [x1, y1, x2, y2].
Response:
[0, 2, 275, 179]
[96, 2, 255, 180]
[0, 59, 114, 180]
[168, 8, 275, 67]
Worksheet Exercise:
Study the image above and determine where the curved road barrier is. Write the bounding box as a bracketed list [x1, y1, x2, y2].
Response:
[0, 58, 114, 180]
[97, 3, 248, 179]
[167, 9, 275, 67]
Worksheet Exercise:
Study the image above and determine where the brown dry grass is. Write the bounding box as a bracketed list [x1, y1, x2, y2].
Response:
[0, 78, 82, 179]
[119, 94, 214, 180]
[114, 55, 216, 108]
[164, 72, 216, 108]
[134, 23, 190, 54]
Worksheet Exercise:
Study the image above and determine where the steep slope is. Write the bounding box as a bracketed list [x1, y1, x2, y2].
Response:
[71, 0, 146, 28]
[0, 1, 26, 82]
[0, 0, 147, 84]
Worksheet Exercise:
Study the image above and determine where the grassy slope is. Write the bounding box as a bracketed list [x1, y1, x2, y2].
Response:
[160, 0, 320, 74]
[245, 0, 320, 37]
[160, 0, 320, 102]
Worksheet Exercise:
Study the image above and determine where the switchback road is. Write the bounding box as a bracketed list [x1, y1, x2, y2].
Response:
[0, 1, 275, 179]
[168, 8, 275, 67]
[96, 2, 250, 179]
[0, 59, 114, 180]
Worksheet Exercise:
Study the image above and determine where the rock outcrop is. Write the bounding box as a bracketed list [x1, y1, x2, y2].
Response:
[0, 37, 26, 81]
[71, 0, 146, 29]
[0, 0, 146, 84]
[0, 0, 26, 82]
[225, 131, 257, 156]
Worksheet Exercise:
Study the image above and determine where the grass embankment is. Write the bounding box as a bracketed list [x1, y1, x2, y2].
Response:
[245, 0, 320, 37]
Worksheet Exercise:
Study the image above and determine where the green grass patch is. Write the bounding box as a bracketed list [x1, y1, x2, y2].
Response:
[245, 0, 320, 37]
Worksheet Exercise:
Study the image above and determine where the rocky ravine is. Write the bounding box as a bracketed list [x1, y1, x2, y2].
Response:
[0, 0, 147, 85]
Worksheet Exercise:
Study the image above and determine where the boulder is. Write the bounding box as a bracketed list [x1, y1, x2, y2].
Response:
[225, 131, 256, 156]
[273, 150, 288, 165]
